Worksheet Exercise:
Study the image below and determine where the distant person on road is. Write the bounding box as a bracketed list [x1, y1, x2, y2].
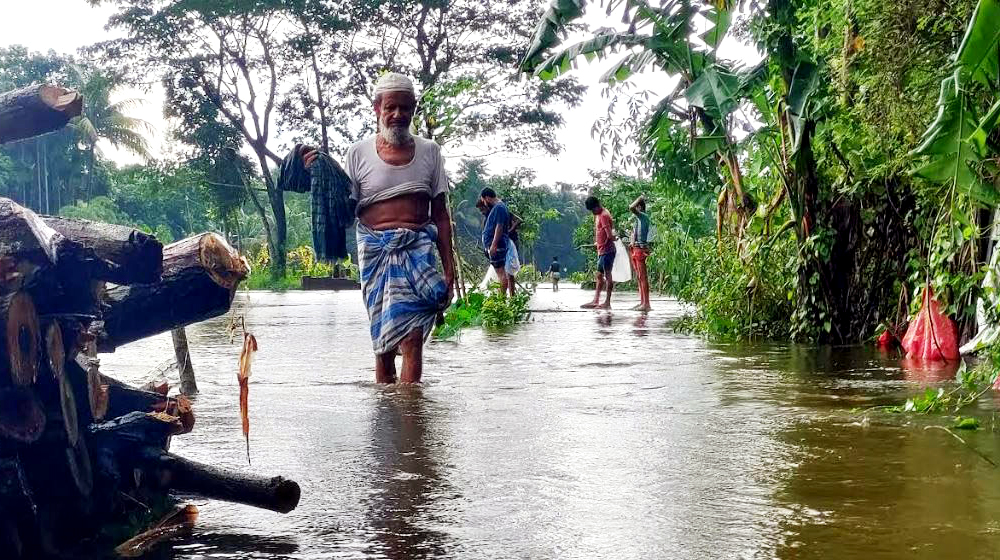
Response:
[479, 188, 515, 297]
[629, 195, 652, 311]
[582, 195, 615, 309]
[549, 256, 561, 292]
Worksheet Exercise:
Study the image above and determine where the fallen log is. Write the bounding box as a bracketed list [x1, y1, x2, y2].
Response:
[0, 84, 83, 145]
[41, 216, 163, 285]
[97, 233, 248, 351]
[1, 291, 40, 386]
[0, 199, 112, 317]
[140, 450, 301, 514]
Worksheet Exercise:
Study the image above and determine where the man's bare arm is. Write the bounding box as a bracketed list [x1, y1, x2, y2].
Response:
[629, 195, 645, 215]
[490, 224, 504, 256]
[431, 195, 455, 301]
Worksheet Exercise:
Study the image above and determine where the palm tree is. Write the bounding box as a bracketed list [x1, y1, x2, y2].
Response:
[67, 66, 153, 201]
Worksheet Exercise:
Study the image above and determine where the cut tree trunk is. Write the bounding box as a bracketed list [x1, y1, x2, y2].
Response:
[140, 450, 301, 514]
[41, 216, 164, 285]
[0, 199, 115, 316]
[171, 328, 197, 395]
[44, 322, 78, 446]
[0, 387, 45, 443]
[0, 84, 83, 145]
[1, 291, 40, 386]
[84, 340, 108, 421]
[97, 233, 248, 352]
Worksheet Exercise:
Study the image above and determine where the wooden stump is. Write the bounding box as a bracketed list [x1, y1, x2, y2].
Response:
[172, 327, 198, 395]
[98, 233, 248, 351]
[1, 292, 40, 387]
[0, 84, 83, 145]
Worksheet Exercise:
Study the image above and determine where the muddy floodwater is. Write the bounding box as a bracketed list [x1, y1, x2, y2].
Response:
[100, 287, 1000, 559]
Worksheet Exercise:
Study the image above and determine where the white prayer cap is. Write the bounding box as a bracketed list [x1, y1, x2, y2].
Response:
[374, 72, 415, 96]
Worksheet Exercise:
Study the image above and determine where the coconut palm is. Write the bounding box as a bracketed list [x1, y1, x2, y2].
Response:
[67, 66, 154, 200]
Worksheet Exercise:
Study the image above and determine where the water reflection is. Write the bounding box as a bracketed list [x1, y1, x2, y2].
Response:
[899, 357, 961, 383]
[364, 387, 449, 559]
[595, 311, 612, 330]
[772, 415, 1000, 559]
[632, 312, 649, 336]
[155, 532, 300, 559]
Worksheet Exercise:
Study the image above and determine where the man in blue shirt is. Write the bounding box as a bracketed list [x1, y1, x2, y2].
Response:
[480, 187, 514, 297]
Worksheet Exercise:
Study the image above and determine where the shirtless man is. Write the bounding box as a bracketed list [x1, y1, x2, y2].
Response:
[305, 73, 454, 383]
[582, 195, 615, 309]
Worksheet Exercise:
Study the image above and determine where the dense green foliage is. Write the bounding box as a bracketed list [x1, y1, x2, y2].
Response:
[521, 0, 1000, 346]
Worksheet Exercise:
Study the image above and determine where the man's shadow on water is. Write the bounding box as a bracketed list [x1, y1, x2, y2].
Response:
[364, 385, 450, 559]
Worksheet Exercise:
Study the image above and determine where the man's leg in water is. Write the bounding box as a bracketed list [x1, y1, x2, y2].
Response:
[399, 328, 423, 383]
[633, 250, 651, 310]
[375, 349, 397, 383]
[494, 266, 508, 297]
[600, 267, 614, 308]
[584, 269, 604, 307]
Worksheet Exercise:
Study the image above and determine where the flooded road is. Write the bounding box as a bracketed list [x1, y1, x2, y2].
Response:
[101, 287, 1000, 559]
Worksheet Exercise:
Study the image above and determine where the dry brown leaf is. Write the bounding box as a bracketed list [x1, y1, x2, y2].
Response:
[173, 395, 195, 435]
[238, 332, 257, 464]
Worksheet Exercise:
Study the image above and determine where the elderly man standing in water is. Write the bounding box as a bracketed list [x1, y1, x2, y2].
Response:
[304, 73, 454, 384]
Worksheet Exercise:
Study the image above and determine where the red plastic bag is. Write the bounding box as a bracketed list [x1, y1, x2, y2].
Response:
[901, 286, 959, 361]
[876, 329, 897, 348]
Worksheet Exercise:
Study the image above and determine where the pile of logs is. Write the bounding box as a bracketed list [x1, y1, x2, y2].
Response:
[0, 84, 300, 557]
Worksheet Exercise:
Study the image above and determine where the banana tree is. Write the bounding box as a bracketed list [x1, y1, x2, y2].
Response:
[519, 0, 762, 242]
[909, 0, 1000, 341]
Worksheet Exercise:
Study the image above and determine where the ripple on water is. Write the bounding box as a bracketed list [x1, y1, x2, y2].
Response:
[95, 289, 1000, 559]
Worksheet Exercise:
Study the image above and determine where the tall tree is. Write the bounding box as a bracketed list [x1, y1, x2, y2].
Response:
[68, 66, 153, 200]
[90, 0, 307, 275]
[343, 0, 587, 153]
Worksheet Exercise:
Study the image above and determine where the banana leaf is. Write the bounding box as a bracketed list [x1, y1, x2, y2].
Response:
[532, 30, 649, 80]
[911, 73, 999, 205]
[600, 50, 660, 83]
[520, 0, 587, 72]
[684, 65, 741, 121]
[786, 61, 821, 154]
[700, 7, 732, 48]
[956, 0, 1000, 86]
[967, 98, 1000, 156]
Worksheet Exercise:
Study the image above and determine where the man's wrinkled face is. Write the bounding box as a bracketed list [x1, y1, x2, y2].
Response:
[375, 91, 416, 145]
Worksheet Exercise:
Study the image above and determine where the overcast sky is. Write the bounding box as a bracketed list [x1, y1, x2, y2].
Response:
[0, 1, 756, 187]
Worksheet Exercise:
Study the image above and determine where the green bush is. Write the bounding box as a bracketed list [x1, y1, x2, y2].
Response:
[672, 236, 796, 340]
[242, 244, 354, 291]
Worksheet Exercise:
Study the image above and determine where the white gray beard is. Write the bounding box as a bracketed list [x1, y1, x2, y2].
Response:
[379, 125, 412, 146]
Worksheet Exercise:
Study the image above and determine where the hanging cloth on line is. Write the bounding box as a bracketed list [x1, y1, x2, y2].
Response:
[277, 144, 355, 261]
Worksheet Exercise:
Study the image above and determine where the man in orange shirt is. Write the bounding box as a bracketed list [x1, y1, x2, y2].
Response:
[582, 195, 615, 309]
